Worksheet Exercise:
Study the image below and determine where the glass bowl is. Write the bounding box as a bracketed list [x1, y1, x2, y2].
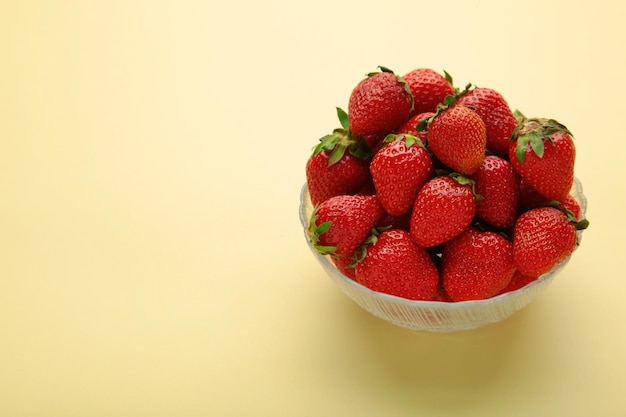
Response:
[299, 178, 587, 332]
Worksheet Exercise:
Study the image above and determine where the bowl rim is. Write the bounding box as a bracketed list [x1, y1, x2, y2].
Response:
[300, 177, 585, 309]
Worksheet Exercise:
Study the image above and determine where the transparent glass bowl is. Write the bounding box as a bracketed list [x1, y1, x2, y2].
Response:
[300, 178, 587, 332]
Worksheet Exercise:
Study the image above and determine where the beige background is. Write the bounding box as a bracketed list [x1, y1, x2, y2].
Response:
[1, 1, 624, 416]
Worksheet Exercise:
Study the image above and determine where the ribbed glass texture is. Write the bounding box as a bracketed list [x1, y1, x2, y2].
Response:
[300, 178, 587, 332]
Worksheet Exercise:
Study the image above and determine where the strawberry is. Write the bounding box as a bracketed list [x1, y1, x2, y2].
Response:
[331, 255, 358, 280]
[410, 175, 477, 248]
[394, 111, 434, 145]
[431, 285, 453, 302]
[470, 155, 520, 229]
[509, 116, 576, 202]
[457, 87, 518, 155]
[370, 134, 434, 216]
[308, 194, 385, 269]
[348, 66, 414, 137]
[518, 178, 551, 211]
[305, 108, 370, 206]
[513, 206, 588, 276]
[442, 227, 516, 301]
[426, 104, 487, 175]
[518, 179, 582, 220]
[497, 270, 539, 295]
[377, 211, 412, 232]
[402, 68, 455, 115]
[362, 133, 386, 150]
[354, 229, 439, 300]
[561, 195, 582, 220]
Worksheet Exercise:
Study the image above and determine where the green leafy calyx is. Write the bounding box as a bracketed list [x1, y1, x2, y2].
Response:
[307, 214, 338, 257]
[513, 116, 573, 164]
[449, 172, 484, 200]
[415, 80, 473, 132]
[311, 107, 371, 164]
[348, 226, 390, 268]
[383, 133, 425, 149]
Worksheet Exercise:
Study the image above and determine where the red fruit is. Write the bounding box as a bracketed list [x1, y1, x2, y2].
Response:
[402, 68, 455, 115]
[442, 228, 516, 302]
[518, 180, 583, 220]
[513, 207, 586, 276]
[370, 134, 434, 216]
[410, 175, 477, 248]
[518, 179, 551, 211]
[332, 256, 357, 280]
[355, 179, 376, 196]
[355, 229, 439, 301]
[431, 285, 453, 302]
[305, 109, 370, 206]
[377, 211, 412, 232]
[362, 133, 386, 150]
[427, 104, 487, 175]
[306, 149, 368, 207]
[395, 111, 435, 145]
[470, 155, 520, 229]
[497, 271, 539, 295]
[457, 87, 518, 155]
[348, 66, 413, 137]
[561, 195, 582, 220]
[308, 195, 385, 264]
[509, 117, 576, 201]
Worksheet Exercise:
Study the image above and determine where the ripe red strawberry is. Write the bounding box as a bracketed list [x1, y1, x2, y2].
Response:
[509, 116, 576, 202]
[394, 111, 434, 145]
[377, 211, 412, 232]
[497, 270, 539, 295]
[442, 227, 516, 301]
[518, 179, 582, 220]
[518, 178, 551, 211]
[308, 195, 385, 266]
[305, 108, 370, 206]
[362, 133, 386, 150]
[513, 206, 587, 276]
[410, 175, 477, 247]
[457, 87, 518, 155]
[561, 195, 582, 220]
[355, 229, 439, 300]
[370, 134, 434, 216]
[402, 68, 454, 115]
[348, 66, 413, 137]
[331, 254, 358, 280]
[431, 285, 453, 302]
[426, 104, 487, 175]
[470, 155, 520, 229]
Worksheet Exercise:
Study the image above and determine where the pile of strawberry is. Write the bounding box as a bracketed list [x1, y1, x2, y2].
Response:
[305, 66, 589, 302]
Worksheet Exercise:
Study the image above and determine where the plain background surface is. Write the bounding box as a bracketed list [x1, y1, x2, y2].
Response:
[1, 1, 625, 416]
